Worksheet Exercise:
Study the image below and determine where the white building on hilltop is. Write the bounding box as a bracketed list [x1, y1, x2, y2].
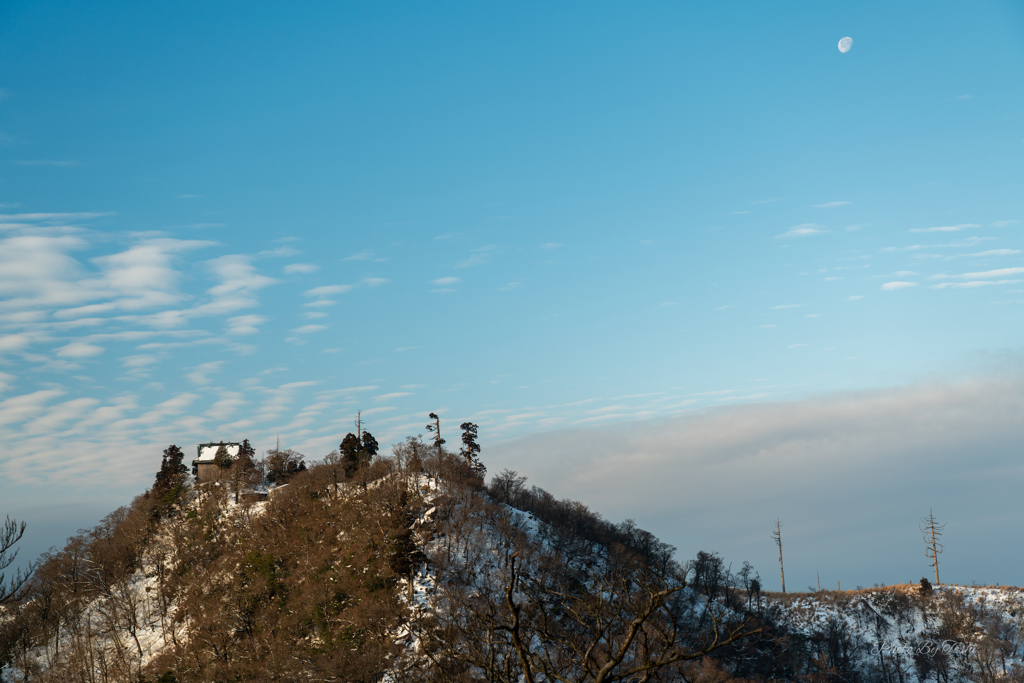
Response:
[192, 441, 241, 483]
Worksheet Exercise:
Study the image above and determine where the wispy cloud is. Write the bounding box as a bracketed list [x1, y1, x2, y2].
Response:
[1, 235, 219, 325]
[290, 324, 327, 334]
[0, 212, 112, 222]
[120, 354, 159, 371]
[882, 245, 924, 252]
[931, 267, 1024, 281]
[909, 223, 979, 233]
[432, 277, 461, 286]
[284, 263, 318, 274]
[0, 334, 39, 355]
[54, 342, 105, 358]
[456, 245, 498, 268]
[258, 246, 300, 258]
[189, 255, 278, 319]
[930, 281, 1018, 289]
[304, 285, 352, 297]
[185, 361, 224, 386]
[226, 315, 265, 335]
[813, 201, 851, 208]
[13, 160, 82, 167]
[456, 254, 489, 268]
[207, 390, 247, 422]
[374, 392, 412, 401]
[775, 224, 830, 238]
[881, 281, 918, 291]
[967, 249, 1020, 257]
[993, 220, 1019, 228]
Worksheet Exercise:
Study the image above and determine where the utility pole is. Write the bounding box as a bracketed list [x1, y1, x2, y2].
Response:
[772, 519, 786, 593]
[355, 410, 362, 441]
[817, 571, 820, 593]
[921, 509, 945, 585]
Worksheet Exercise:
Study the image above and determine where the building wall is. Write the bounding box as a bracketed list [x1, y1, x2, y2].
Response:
[195, 462, 228, 484]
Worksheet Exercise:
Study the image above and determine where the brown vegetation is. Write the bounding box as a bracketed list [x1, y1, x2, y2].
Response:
[5, 436, 1022, 683]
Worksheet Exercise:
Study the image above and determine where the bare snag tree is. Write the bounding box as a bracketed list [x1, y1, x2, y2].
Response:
[772, 518, 785, 594]
[921, 509, 945, 584]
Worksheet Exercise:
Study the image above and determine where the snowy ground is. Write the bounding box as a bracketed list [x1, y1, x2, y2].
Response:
[765, 583, 1024, 679]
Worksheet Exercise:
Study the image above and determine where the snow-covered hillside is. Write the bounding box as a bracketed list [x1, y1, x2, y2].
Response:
[760, 584, 1024, 681]
[4, 454, 1023, 683]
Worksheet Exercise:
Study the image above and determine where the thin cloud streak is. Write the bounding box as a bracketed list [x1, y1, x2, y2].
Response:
[775, 224, 830, 238]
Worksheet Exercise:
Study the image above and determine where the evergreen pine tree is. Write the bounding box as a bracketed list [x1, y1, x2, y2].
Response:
[360, 431, 379, 468]
[263, 446, 306, 485]
[230, 439, 259, 503]
[459, 422, 485, 475]
[233, 439, 257, 474]
[340, 433, 362, 479]
[154, 444, 186, 491]
[153, 444, 188, 510]
[213, 442, 233, 474]
[239, 438, 256, 460]
[426, 412, 445, 458]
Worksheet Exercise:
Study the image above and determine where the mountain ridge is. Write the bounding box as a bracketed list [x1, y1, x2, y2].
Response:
[2, 438, 1021, 682]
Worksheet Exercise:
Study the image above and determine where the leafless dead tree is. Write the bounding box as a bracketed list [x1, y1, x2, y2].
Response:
[921, 509, 945, 584]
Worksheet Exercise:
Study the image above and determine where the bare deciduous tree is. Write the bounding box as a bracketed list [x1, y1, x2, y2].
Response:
[1, 516, 32, 604]
[921, 509, 945, 585]
[771, 519, 785, 594]
[399, 481, 761, 683]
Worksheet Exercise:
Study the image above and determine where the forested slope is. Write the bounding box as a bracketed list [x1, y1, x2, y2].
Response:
[1, 436, 1021, 683]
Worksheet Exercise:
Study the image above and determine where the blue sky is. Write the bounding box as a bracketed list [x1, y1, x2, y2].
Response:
[2, 1, 1024, 586]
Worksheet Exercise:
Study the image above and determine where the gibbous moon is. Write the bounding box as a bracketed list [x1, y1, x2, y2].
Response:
[838, 36, 853, 53]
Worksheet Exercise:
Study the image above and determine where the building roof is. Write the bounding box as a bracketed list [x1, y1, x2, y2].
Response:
[194, 442, 241, 464]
